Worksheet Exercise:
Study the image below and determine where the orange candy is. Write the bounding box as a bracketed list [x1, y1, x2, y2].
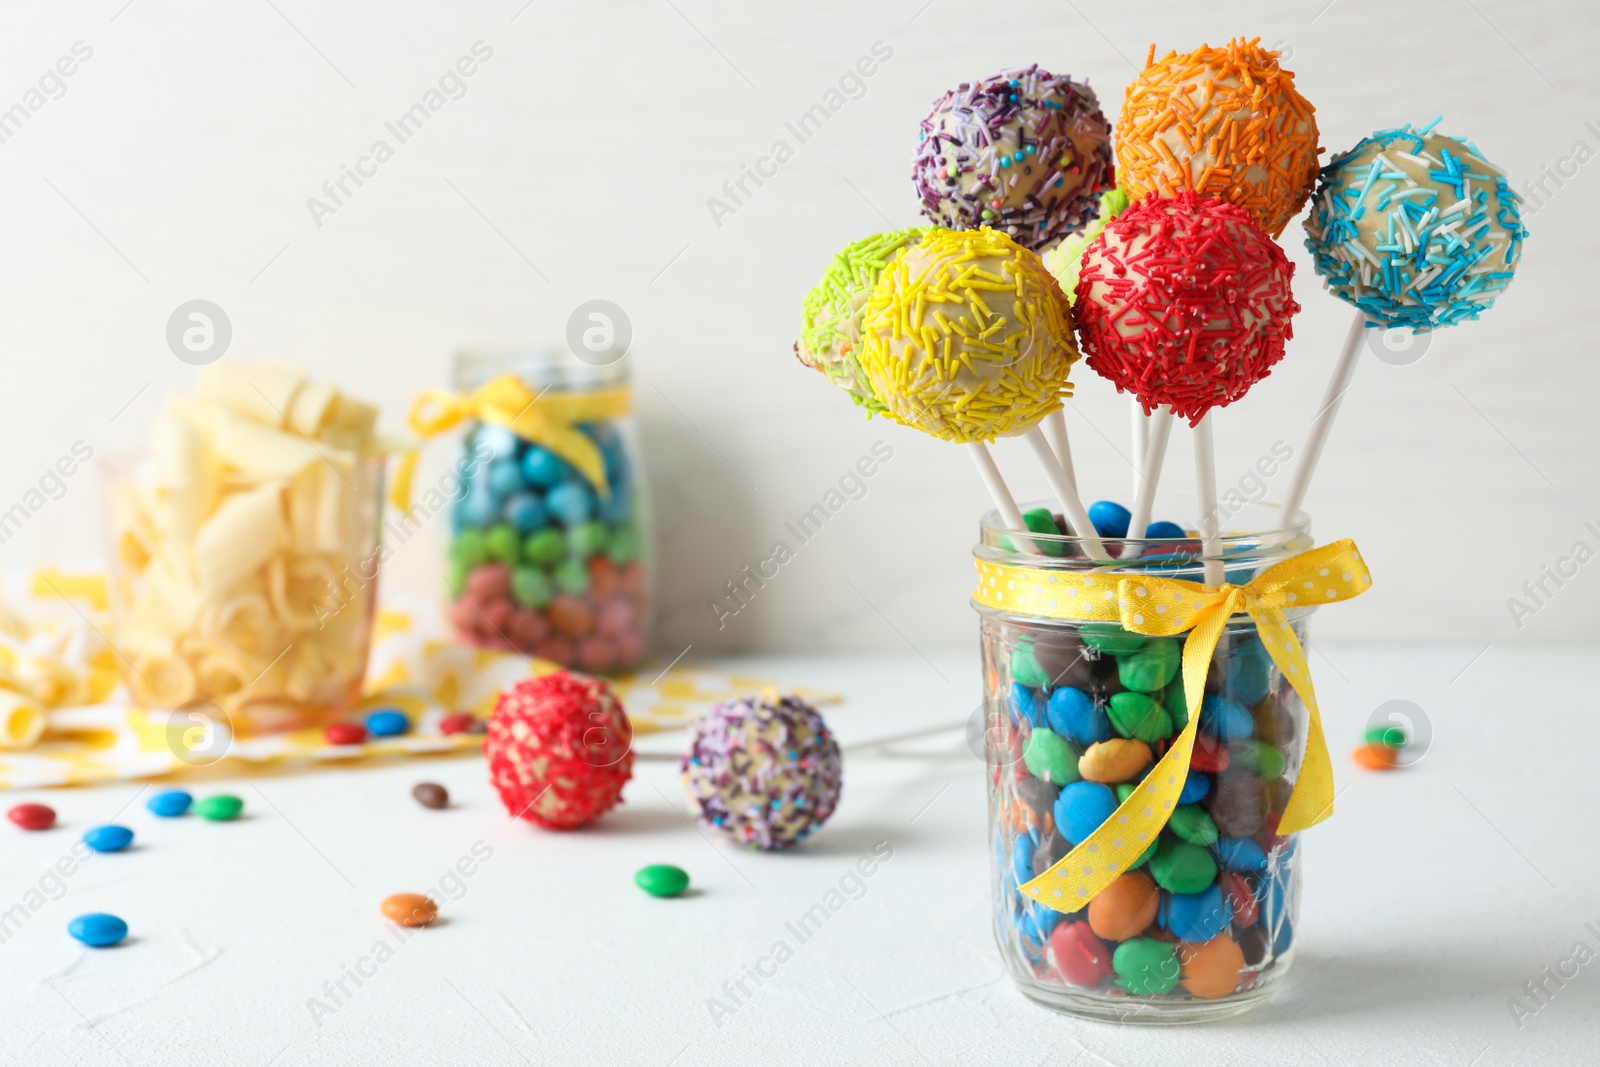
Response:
[547, 595, 597, 638]
[1087, 872, 1160, 941]
[381, 892, 439, 927]
[1178, 935, 1246, 999]
[1353, 742, 1400, 770]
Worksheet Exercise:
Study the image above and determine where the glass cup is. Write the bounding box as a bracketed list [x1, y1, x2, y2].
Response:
[974, 500, 1313, 1023]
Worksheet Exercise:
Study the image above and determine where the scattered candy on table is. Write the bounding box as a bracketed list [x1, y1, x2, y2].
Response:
[380, 893, 439, 928]
[194, 795, 243, 822]
[412, 782, 449, 809]
[68, 913, 129, 948]
[681, 693, 842, 851]
[147, 791, 193, 818]
[486, 671, 634, 830]
[437, 712, 478, 736]
[365, 708, 410, 737]
[634, 864, 690, 898]
[324, 721, 367, 745]
[84, 825, 134, 852]
[8, 802, 55, 830]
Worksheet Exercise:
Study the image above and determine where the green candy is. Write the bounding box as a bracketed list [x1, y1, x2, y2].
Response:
[568, 521, 609, 558]
[608, 522, 641, 564]
[450, 528, 486, 568]
[1108, 692, 1173, 744]
[553, 557, 590, 595]
[1149, 837, 1217, 894]
[1230, 739, 1288, 780]
[634, 864, 690, 898]
[445, 556, 469, 597]
[523, 528, 566, 566]
[1366, 725, 1408, 748]
[511, 566, 552, 609]
[1168, 804, 1219, 846]
[484, 524, 520, 564]
[1010, 639, 1050, 689]
[1022, 728, 1080, 786]
[999, 508, 1064, 556]
[1113, 938, 1180, 996]
[1115, 783, 1136, 804]
[1117, 637, 1180, 692]
[1130, 836, 1158, 871]
[194, 794, 243, 822]
[1162, 674, 1190, 730]
[1079, 623, 1145, 656]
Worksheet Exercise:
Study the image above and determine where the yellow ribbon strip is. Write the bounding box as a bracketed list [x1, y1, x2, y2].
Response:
[972, 539, 1372, 914]
[389, 374, 630, 512]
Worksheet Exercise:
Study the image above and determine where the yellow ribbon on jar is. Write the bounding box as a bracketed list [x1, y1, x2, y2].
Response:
[389, 373, 631, 511]
[971, 539, 1371, 914]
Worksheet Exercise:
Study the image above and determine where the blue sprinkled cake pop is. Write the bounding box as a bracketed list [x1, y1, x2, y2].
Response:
[1304, 119, 1527, 330]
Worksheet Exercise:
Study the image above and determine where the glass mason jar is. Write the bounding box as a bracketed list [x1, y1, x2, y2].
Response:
[102, 451, 384, 735]
[974, 501, 1313, 1023]
[445, 349, 649, 672]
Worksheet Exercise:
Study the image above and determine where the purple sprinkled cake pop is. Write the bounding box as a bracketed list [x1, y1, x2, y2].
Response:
[681, 694, 842, 851]
[913, 64, 1114, 250]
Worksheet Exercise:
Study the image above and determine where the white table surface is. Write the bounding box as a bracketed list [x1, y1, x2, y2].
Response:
[0, 646, 1594, 1066]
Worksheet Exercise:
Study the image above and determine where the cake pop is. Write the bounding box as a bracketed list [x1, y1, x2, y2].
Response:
[681, 694, 842, 850]
[1117, 39, 1319, 238]
[797, 226, 928, 415]
[1042, 186, 1130, 305]
[1075, 190, 1300, 425]
[914, 65, 1114, 251]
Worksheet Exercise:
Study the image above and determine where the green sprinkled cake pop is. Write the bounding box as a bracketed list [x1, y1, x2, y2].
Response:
[1042, 186, 1130, 306]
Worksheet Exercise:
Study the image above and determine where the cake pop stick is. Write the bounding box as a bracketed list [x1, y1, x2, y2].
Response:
[1292, 120, 1527, 520]
[1028, 419, 1108, 560]
[1129, 398, 1148, 502]
[968, 443, 1041, 553]
[1124, 406, 1173, 556]
[1192, 413, 1225, 587]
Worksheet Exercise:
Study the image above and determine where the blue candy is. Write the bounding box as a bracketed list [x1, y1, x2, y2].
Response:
[146, 791, 192, 818]
[365, 709, 410, 737]
[487, 458, 525, 498]
[1045, 687, 1109, 747]
[1216, 836, 1269, 872]
[68, 913, 128, 948]
[1225, 639, 1271, 706]
[474, 424, 522, 460]
[1009, 682, 1044, 727]
[1177, 772, 1211, 805]
[1160, 883, 1231, 943]
[1088, 500, 1131, 539]
[455, 490, 498, 530]
[83, 825, 133, 853]
[520, 446, 567, 488]
[1144, 520, 1185, 539]
[1012, 833, 1036, 887]
[545, 481, 595, 526]
[502, 492, 548, 534]
[597, 488, 633, 526]
[1054, 782, 1116, 845]
[1200, 693, 1255, 742]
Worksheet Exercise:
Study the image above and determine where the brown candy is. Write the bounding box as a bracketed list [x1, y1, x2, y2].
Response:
[1235, 923, 1271, 967]
[1031, 631, 1095, 690]
[1016, 776, 1060, 826]
[1203, 770, 1269, 837]
[1252, 695, 1297, 745]
[412, 782, 449, 809]
[1031, 829, 1068, 876]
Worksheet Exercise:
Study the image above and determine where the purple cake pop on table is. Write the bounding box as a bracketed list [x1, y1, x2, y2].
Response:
[913, 64, 1114, 251]
[681, 694, 842, 851]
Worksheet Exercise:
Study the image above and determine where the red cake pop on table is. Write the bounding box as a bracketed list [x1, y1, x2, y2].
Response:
[486, 671, 634, 829]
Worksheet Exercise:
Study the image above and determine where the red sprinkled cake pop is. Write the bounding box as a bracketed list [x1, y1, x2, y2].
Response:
[1074, 191, 1300, 426]
[486, 671, 634, 830]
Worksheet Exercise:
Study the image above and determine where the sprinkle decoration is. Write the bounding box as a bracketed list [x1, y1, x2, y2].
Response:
[913, 65, 1115, 251]
[485, 671, 634, 830]
[798, 226, 929, 415]
[1042, 186, 1131, 306]
[1304, 119, 1526, 331]
[1117, 38, 1320, 239]
[859, 227, 1078, 444]
[680, 694, 842, 851]
[1075, 190, 1301, 425]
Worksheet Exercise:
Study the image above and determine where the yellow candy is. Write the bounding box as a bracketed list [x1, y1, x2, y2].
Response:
[1078, 738, 1153, 784]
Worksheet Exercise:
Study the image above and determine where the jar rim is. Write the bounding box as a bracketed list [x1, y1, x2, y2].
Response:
[453, 347, 630, 392]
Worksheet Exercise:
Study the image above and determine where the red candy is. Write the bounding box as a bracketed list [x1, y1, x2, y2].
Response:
[1050, 922, 1112, 987]
[8, 803, 56, 831]
[1220, 870, 1258, 928]
[1075, 190, 1300, 424]
[484, 671, 634, 830]
[1191, 732, 1230, 773]
[324, 721, 367, 745]
[438, 712, 478, 736]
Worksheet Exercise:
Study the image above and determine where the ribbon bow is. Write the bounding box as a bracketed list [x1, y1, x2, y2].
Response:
[980, 539, 1372, 914]
[389, 373, 630, 512]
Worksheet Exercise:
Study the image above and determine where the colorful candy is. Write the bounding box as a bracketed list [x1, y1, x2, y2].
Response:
[147, 791, 193, 818]
[8, 802, 55, 830]
[634, 864, 690, 898]
[83, 825, 133, 852]
[680, 694, 841, 851]
[365, 708, 409, 737]
[486, 672, 634, 830]
[412, 782, 449, 809]
[194, 795, 243, 822]
[324, 721, 367, 745]
[68, 913, 128, 948]
[913, 65, 1114, 250]
[380, 893, 438, 927]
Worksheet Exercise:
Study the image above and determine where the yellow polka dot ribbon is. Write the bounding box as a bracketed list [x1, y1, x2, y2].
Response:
[973, 539, 1372, 913]
[389, 374, 630, 511]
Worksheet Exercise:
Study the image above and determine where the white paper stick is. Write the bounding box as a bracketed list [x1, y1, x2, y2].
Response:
[1029, 421, 1110, 561]
[1130, 396, 1148, 502]
[967, 442, 1040, 555]
[1193, 414, 1226, 588]
[1281, 309, 1367, 523]
[1123, 406, 1174, 561]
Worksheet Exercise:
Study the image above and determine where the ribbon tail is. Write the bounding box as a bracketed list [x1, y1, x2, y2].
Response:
[1251, 603, 1335, 834]
[389, 450, 420, 513]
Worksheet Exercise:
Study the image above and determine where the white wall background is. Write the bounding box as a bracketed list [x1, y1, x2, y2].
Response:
[0, 0, 1592, 656]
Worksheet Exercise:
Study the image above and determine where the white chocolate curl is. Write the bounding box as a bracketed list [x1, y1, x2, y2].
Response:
[107, 363, 383, 732]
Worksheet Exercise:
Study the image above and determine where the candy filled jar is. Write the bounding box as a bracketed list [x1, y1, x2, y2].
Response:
[441, 349, 648, 672]
[973, 501, 1336, 1023]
